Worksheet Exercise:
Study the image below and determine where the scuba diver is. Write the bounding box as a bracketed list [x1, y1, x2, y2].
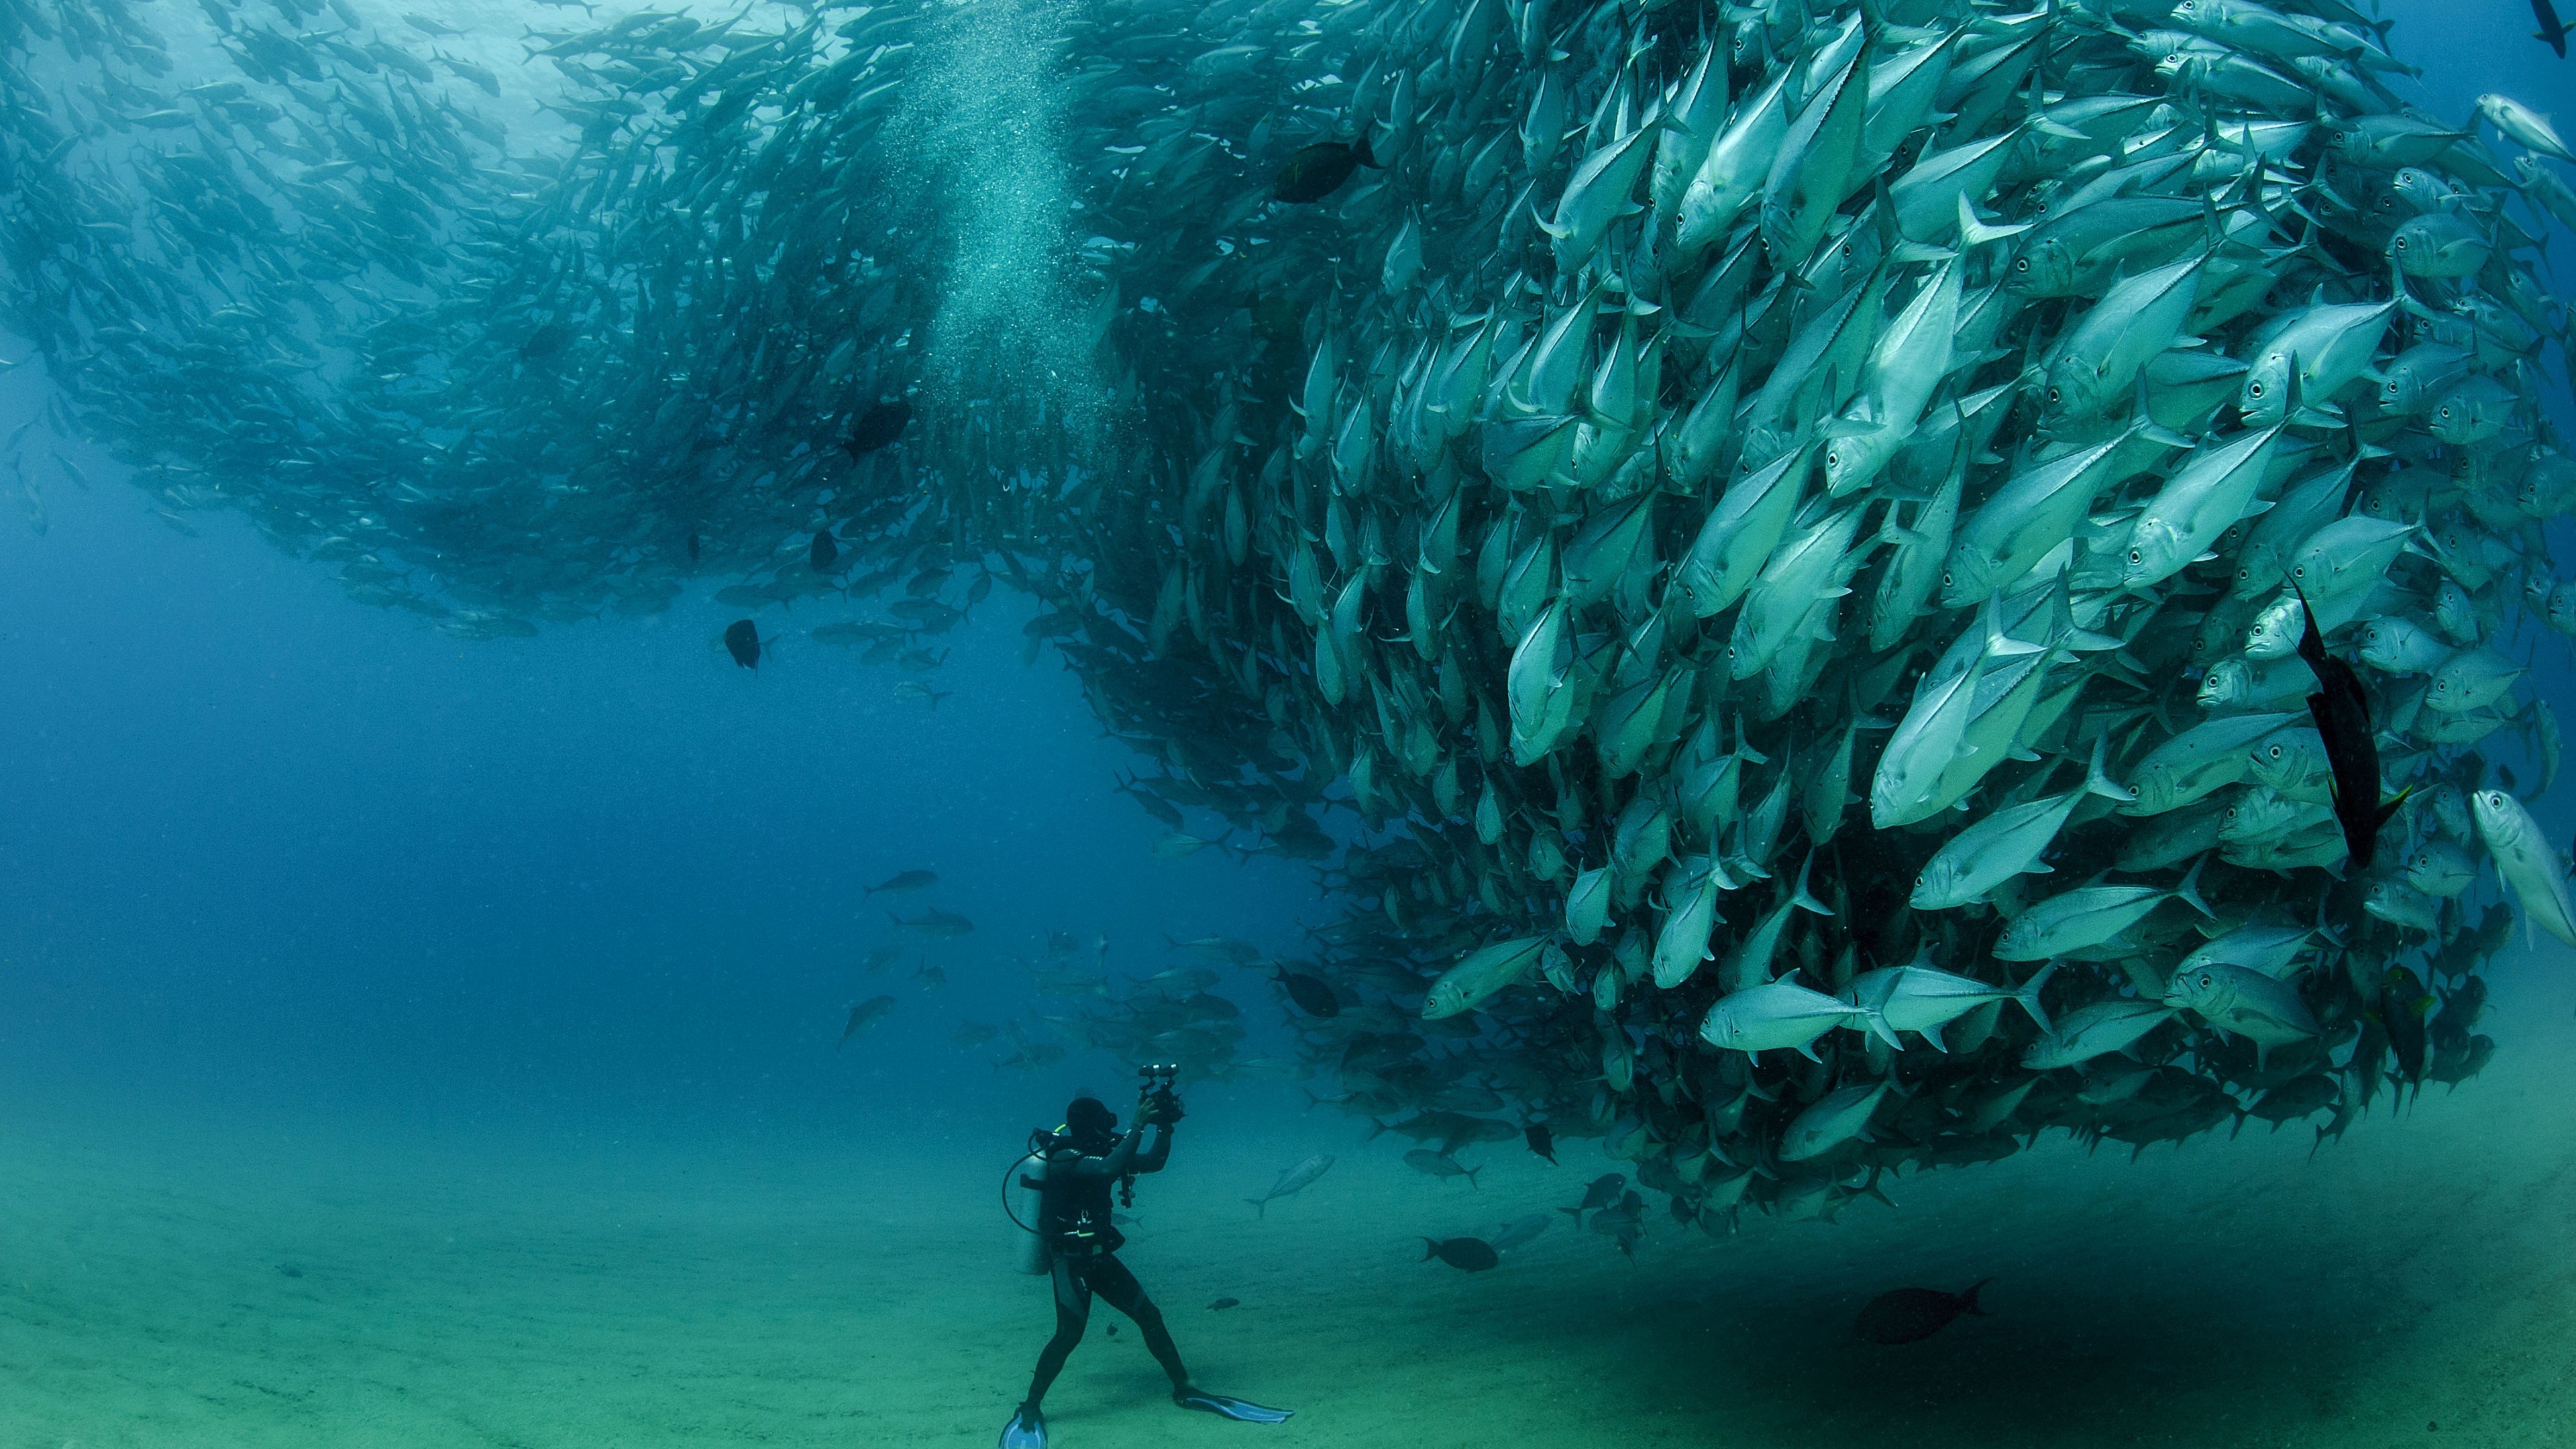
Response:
[1000, 1068, 1291, 1448]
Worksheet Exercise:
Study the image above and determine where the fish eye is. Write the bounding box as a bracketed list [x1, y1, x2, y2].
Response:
[2047, 386, 2061, 405]
[2129, 548, 2142, 564]
[2247, 382, 2263, 398]
[1941, 572, 1953, 587]
[2015, 258, 2029, 272]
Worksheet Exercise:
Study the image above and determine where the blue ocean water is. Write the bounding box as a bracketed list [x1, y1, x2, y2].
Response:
[0, 0, 2573, 1444]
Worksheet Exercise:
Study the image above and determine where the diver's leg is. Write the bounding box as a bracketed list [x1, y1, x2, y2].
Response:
[1085, 1254, 1190, 1391]
[1022, 1258, 1093, 1410]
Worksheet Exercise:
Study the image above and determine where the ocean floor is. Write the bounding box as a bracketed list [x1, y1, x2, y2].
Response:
[5, 952, 2574, 1449]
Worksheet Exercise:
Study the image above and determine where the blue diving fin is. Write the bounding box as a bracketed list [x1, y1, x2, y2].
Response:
[998, 1403, 1046, 1449]
[1174, 1389, 1294, 1424]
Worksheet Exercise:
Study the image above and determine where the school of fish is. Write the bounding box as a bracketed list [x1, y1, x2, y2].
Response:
[3, 0, 2571, 1233]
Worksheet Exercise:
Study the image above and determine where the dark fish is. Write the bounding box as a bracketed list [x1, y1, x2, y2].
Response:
[914, 964, 947, 989]
[2292, 584, 2405, 868]
[837, 994, 898, 1050]
[1559, 1172, 1625, 1222]
[1523, 1120, 1557, 1164]
[1273, 135, 1378, 203]
[1419, 1236, 1499, 1272]
[2247, 1074, 2339, 1126]
[865, 869, 938, 894]
[810, 529, 839, 572]
[843, 400, 912, 456]
[1854, 1281, 1992, 1344]
[951, 1020, 999, 1047]
[2379, 965, 2432, 1086]
[1274, 967, 1339, 1018]
[723, 619, 760, 669]
[519, 323, 570, 359]
[686, 531, 700, 562]
[2538, 0, 2568, 58]
[1208, 1297, 1240, 1310]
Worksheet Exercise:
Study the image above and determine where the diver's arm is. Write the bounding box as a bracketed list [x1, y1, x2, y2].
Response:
[1132, 1122, 1173, 1173]
[1057, 1127, 1148, 1181]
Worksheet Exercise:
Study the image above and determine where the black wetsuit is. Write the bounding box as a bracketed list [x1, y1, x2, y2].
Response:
[1022, 1123, 1188, 1409]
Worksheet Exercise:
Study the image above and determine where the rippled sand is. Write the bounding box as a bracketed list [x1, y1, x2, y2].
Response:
[3, 951, 2571, 1448]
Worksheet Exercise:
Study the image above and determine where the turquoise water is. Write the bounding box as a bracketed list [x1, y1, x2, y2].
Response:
[3, 0, 2575, 1443]
[3, 955, 2572, 1446]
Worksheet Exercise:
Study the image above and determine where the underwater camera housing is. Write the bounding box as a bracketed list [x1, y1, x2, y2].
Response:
[1138, 1062, 1186, 1126]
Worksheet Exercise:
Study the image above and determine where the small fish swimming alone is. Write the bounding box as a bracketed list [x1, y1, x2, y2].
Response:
[1207, 1297, 1239, 1311]
[722, 619, 760, 669]
[2539, 0, 2570, 59]
[951, 1020, 998, 1047]
[1523, 1120, 1557, 1164]
[1244, 1153, 1334, 1218]
[865, 869, 938, 895]
[890, 908, 974, 938]
[837, 995, 897, 1051]
[1403, 1149, 1483, 1188]
[809, 529, 839, 572]
[1419, 1236, 1499, 1273]
[891, 680, 951, 706]
[1150, 831, 1226, 860]
[1487, 1213, 1552, 1253]
[1167, 934, 1269, 965]
[1854, 1281, 1992, 1344]
[1272, 135, 1379, 203]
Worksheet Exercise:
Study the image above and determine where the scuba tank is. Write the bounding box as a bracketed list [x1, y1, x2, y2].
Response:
[1003, 1126, 1059, 1276]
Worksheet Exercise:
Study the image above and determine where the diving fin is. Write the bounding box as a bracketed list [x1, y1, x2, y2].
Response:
[1174, 1388, 1295, 1424]
[998, 1403, 1047, 1449]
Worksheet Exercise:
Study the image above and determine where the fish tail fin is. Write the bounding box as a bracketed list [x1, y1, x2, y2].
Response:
[1790, 850, 1831, 915]
[2176, 855, 2216, 918]
[1245, 1198, 1267, 1218]
[2084, 733, 2138, 803]
[1419, 1238, 1439, 1261]
[2014, 961, 2058, 1036]
[1356, 131, 1379, 169]
[1466, 1165, 1483, 1191]
[1960, 1278, 1994, 1316]
[1364, 1116, 1390, 1140]
[1957, 195, 2029, 248]
[2375, 785, 2413, 830]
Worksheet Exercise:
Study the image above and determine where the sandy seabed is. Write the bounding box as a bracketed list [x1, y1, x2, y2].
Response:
[4, 952, 2573, 1449]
